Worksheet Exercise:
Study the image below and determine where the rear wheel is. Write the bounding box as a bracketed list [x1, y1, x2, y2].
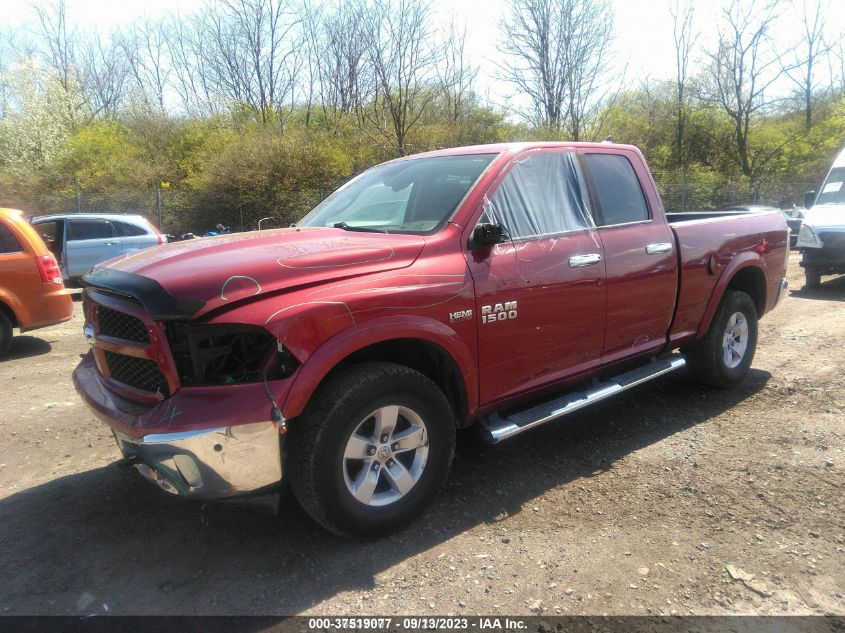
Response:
[804, 268, 821, 288]
[287, 362, 456, 537]
[0, 311, 13, 358]
[685, 290, 758, 388]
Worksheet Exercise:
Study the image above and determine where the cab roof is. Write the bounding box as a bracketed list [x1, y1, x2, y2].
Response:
[389, 141, 642, 162]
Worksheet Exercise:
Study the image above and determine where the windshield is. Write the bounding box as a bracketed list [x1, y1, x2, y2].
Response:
[298, 154, 496, 234]
[815, 167, 845, 206]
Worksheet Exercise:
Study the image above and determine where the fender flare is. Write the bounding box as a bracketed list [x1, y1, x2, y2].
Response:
[694, 253, 766, 340]
[280, 315, 477, 421]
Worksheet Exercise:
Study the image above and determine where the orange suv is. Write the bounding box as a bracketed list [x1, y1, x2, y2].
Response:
[0, 208, 74, 356]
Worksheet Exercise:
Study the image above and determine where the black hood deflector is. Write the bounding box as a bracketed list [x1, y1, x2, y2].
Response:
[81, 268, 205, 320]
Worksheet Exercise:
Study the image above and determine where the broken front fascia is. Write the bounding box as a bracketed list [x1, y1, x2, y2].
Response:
[73, 352, 290, 499]
[114, 421, 283, 499]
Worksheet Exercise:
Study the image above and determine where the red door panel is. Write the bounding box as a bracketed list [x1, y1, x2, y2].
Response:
[578, 148, 678, 363]
[598, 223, 677, 362]
[469, 234, 606, 405]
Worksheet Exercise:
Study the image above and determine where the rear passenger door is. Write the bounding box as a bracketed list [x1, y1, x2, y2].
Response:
[66, 218, 121, 279]
[580, 150, 678, 363]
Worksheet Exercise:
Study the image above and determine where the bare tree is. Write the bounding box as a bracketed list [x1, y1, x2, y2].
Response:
[297, 1, 323, 127]
[438, 18, 479, 124]
[702, 0, 786, 185]
[0, 28, 11, 119]
[196, 0, 302, 124]
[833, 40, 845, 96]
[166, 13, 219, 116]
[298, 0, 371, 129]
[783, 0, 830, 129]
[120, 18, 171, 112]
[670, 0, 698, 167]
[78, 34, 129, 118]
[33, 0, 128, 123]
[363, 0, 443, 156]
[320, 0, 372, 123]
[497, 0, 613, 139]
[33, 0, 76, 94]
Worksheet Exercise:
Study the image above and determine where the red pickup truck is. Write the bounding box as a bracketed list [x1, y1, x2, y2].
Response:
[73, 142, 789, 536]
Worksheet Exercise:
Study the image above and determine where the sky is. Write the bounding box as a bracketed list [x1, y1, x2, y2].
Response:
[3, 0, 844, 107]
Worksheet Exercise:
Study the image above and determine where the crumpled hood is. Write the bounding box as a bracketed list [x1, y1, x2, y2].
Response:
[97, 227, 426, 318]
[803, 204, 845, 230]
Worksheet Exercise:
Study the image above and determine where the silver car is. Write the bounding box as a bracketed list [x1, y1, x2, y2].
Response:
[31, 214, 164, 284]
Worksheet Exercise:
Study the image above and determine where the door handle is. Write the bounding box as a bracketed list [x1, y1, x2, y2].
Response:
[569, 253, 602, 267]
[105, 241, 117, 246]
[645, 242, 673, 254]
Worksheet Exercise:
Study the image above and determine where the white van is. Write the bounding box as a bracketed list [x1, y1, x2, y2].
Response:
[797, 147, 845, 287]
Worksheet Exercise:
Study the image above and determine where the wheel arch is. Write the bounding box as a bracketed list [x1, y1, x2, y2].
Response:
[281, 317, 476, 427]
[695, 256, 766, 340]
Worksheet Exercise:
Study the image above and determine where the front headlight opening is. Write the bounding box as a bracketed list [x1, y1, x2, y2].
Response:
[167, 323, 300, 386]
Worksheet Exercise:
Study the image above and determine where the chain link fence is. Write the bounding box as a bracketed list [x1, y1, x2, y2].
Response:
[4, 190, 166, 227]
[652, 173, 816, 212]
[2, 176, 818, 237]
[1, 188, 321, 236]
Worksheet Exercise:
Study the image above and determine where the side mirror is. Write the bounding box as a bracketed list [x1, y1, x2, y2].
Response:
[804, 191, 816, 209]
[469, 223, 505, 249]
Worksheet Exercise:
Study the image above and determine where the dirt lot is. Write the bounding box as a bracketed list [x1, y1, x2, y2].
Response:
[0, 252, 843, 616]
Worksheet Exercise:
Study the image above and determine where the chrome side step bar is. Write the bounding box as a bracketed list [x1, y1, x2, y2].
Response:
[481, 355, 687, 444]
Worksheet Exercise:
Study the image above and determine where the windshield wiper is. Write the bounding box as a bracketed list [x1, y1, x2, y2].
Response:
[332, 222, 388, 234]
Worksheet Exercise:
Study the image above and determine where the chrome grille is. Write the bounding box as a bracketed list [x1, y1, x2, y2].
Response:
[97, 306, 149, 343]
[104, 351, 169, 396]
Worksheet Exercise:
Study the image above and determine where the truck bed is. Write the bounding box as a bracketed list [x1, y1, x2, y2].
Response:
[665, 210, 749, 223]
[666, 210, 789, 346]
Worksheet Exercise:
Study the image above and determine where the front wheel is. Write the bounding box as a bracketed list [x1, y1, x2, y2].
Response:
[685, 290, 758, 388]
[287, 362, 456, 538]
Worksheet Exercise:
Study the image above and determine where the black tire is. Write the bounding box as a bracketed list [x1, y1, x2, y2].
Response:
[685, 290, 758, 388]
[804, 268, 821, 288]
[0, 311, 13, 358]
[287, 362, 456, 538]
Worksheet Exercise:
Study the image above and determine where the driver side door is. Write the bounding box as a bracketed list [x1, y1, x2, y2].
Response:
[465, 148, 607, 407]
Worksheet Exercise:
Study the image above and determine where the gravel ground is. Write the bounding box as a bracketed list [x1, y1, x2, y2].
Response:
[0, 252, 842, 616]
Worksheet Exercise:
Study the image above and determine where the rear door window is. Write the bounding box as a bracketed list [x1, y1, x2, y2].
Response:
[68, 219, 116, 241]
[0, 223, 23, 253]
[584, 153, 650, 226]
[486, 151, 594, 239]
[112, 221, 148, 237]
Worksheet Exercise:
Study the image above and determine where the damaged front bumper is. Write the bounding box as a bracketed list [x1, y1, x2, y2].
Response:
[113, 422, 282, 499]
[73, 352, 285, 501]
